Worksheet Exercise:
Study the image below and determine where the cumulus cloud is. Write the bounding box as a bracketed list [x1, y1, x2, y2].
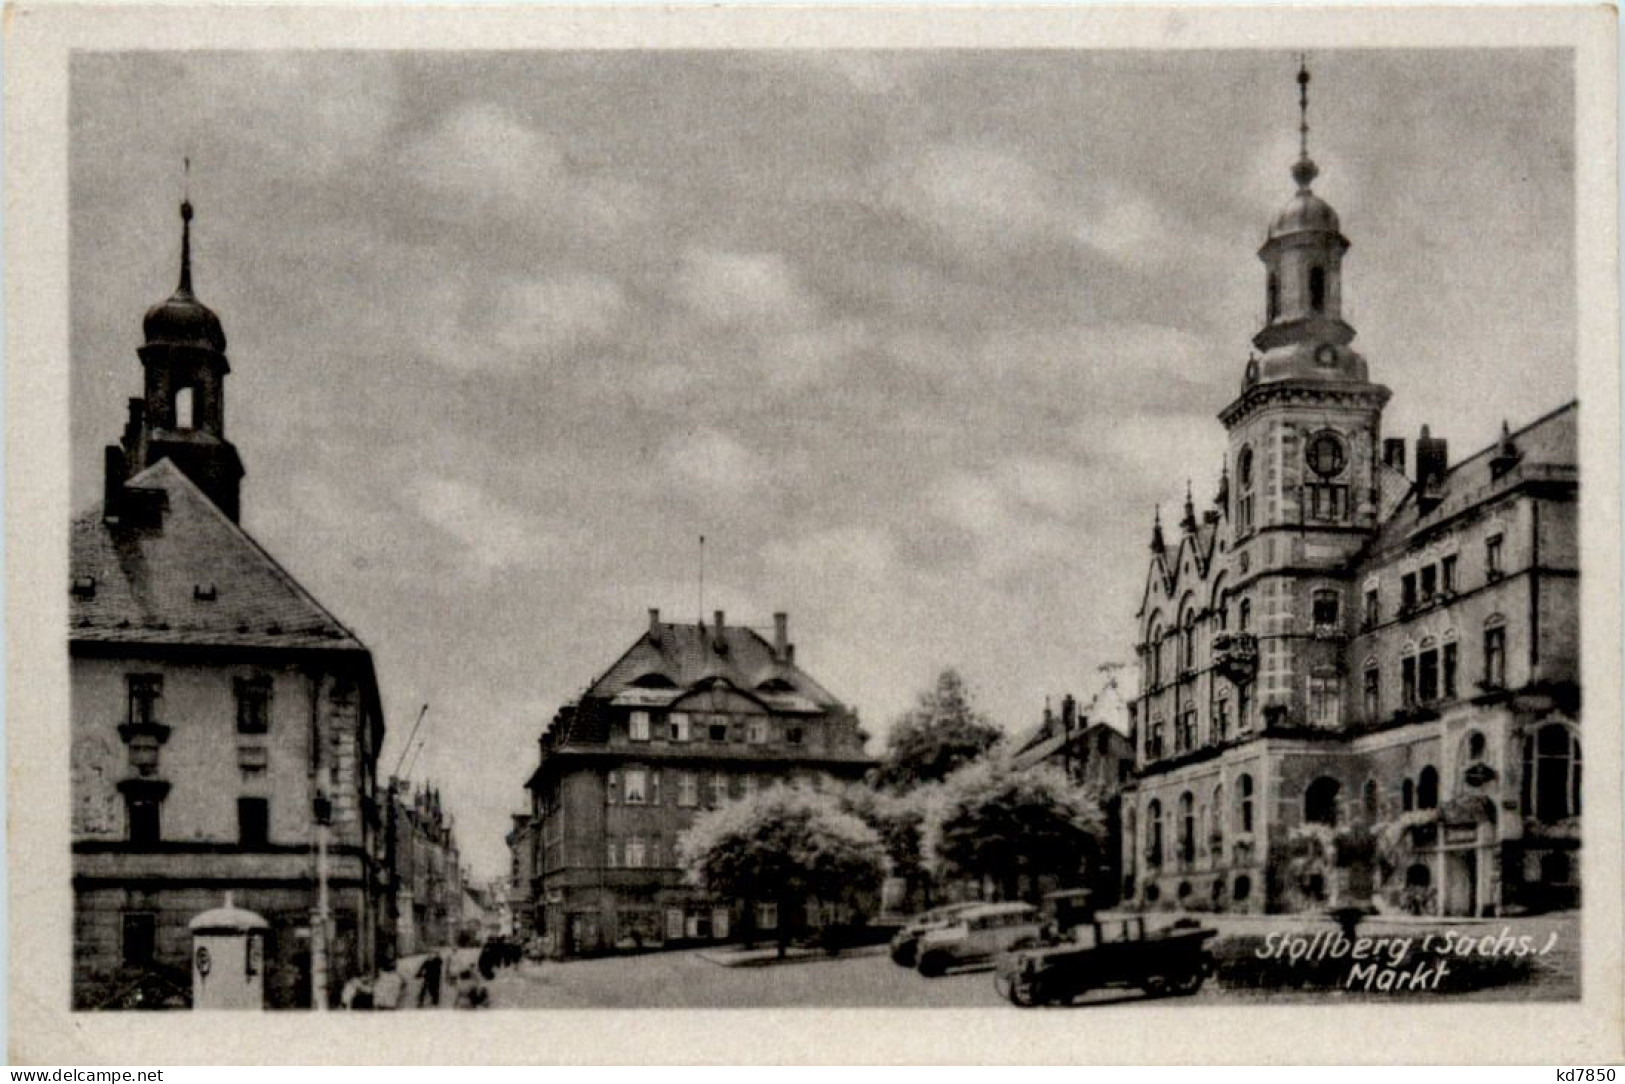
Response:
[676, 248, 819, 328]
[412, 475, 555, 572]
[663, 427, 767, 496]
[491, 273, 629, 360]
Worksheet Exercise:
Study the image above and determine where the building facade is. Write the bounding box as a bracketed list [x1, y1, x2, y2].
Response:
[1121, 67, 1580, 918]
[383, 780, 463, 957]
[522, 610, 873, 957]
[1010, 688, 1135, 905]
[505, 812, 540, 942]
[70, 198, 387, 1009]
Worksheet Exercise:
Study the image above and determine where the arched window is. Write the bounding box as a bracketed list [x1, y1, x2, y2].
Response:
[1362, 658, 1381, 719]
[1237, 447, 1255, 532]
[1237, 774, 1255, 834]
[1267, 272, 1281, 322]
[1305, 777, 1341, 826]
[1146, 619, 1163, 689]
[1522, 724, 1580, 823]
[1147, 799, 1164, 866]
[1179, 792, 1195, 862]
[1211, 783, 1225, 850]
[1309, 266, 1327, 312]
[174, 386, 196, 430]
[1484, 614, 1508, 689]
[1416, 765, 1439, 810]
[1182, 607, 1197, 671]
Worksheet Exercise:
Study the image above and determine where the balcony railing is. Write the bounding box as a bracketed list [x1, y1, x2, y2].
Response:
[1212, 632, 1258, 684]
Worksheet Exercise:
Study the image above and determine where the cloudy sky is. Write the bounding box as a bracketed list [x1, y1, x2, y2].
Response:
[70, 49, 1575, 876]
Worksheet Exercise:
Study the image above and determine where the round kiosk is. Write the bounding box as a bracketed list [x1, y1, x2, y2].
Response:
[189, 892, 269, 1010]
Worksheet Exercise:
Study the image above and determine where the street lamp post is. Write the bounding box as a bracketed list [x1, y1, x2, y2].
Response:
[312, 788, 333, 1011]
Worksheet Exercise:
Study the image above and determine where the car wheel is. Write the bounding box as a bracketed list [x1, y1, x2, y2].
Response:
[890, 945, 916, 968]
[1170, 970, 1205, 996]
[1141, 974, 1169, 999]
[917, 953, 948, 978]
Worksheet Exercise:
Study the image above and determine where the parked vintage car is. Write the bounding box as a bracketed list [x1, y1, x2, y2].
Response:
[993, 912, 1218, 1006]
[915, 902, 1042, 977]
[888, 902, 986, 967]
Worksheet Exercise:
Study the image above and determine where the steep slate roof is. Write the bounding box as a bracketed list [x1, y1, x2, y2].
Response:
[1368, 401, 1578, 556]
[585, 620, 841, 709]
[70, 459, 363, 652]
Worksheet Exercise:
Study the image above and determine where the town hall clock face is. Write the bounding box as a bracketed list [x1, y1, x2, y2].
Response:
[1307, 431, 1347, 478]
[1315, 343, 1339, 367]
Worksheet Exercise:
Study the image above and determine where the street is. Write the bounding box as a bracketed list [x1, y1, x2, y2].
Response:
[471, 914, 1579, 1009]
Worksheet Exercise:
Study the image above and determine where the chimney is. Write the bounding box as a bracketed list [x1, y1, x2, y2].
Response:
[713, 610, 727, 653]
[1383, 438, 1407, 474]
[1061, 694, 1078, 733]
[773, 612, 789, 660]
[1415, 426, 1449, 513]
[103, 445, 126, 522]
[784, 643, 795, 666]
[648, 608, 661, 641]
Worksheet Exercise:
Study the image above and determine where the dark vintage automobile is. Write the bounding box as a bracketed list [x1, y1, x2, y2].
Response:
[993, 895, 1217, 1007]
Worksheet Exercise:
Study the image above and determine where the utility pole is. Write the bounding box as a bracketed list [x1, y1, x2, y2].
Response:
[312, 767, 333, 1012]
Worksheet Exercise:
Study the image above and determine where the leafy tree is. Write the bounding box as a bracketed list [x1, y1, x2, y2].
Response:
[677, 785, 886, 957]
[874, 668, 1002, 793]
[926, 759, 1107, 903]
[837, 782, 935, 908]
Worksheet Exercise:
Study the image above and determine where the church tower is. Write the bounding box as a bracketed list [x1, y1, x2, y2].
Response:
[1217, 61, 1391, 731]
[109, 186, 245, 521]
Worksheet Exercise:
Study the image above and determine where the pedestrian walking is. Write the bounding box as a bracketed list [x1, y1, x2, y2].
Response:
[416, 952, 444, 1007]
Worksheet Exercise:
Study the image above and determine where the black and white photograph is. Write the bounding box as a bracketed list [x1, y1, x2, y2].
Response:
[7, 3, 1620, 1065]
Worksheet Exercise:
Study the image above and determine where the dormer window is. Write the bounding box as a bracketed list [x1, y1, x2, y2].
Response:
[1309, 266, 1326, 312]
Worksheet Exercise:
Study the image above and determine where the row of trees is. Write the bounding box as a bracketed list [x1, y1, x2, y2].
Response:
[676, 668, 1109, 954]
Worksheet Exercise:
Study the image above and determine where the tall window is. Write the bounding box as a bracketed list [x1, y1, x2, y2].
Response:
[1486, 534, 1504, 579]
[235, 676, 272, 735]
[1401, 573, 1418, 611]
[1443, 641, 1459, 699]
[1237, 447, 1255, 533]
[1523, 724, 1580, 822]
[625, 837, 647, 869]
[1305, 777, 1340, 826]
[1149, 621, 1163, 688]
[1237, 683, 1252, 733]
[126, 795, 161, 844]
[1178, 706, 1197, 752]
[1312, 589, 1340, 632]
[1178, 792, 1195, 863]
[127, 674, 163, 726]
[1402, 778, 1415, 811]
[1401, 653, 1418, 706]
[629, 711, 651, 742]
[1420, 564, 1437, 603]
[1237, 774, 1255, 834]
[122, 913, 157, 968]
[1267, 272, 1280, 321]
[1441, 555, 1458, 594]
[677, 772, 698, 808]
[1362, 661, 1380, 719]
[1147, 800, 1163, 865]
[1147, 718, 1165, 760]
[1416, 766, 1439, 810]
[1363, 587, 1379, 628]
[1182, 610, 1197, 671]
[1484, 619, 1508, 688]
[1418, 640, 1440, 702]
[623, 768, 648, 805]
[1212, 695, 1230, 742]
[709, 773, 728, 806]
[1211, 784, 1225, 851]
[1308, 672, 1341, 727]
[1309, 266, 1327, 312]
[1239, 599, 1252, 633]
[238, 797, 269, 846]
[174, 386, 196, 430]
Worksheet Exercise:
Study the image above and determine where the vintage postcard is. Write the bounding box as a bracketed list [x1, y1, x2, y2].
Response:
[6, 2, 1621, 1065]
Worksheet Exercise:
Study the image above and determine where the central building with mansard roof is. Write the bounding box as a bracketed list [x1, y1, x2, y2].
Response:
[1121, 65, 1579, 918]
[522, 609, 873, 957]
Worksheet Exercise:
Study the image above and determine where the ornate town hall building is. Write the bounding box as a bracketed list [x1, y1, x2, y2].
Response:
[1122, 67, 1579, 918]
[70, 197, 388, 1007]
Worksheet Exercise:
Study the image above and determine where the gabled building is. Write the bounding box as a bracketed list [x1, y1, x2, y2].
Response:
[523, 609, 873, 957]
[70, 196, 387, 1008]
[383, 779, 462, 957]
[1121, 65, 1579, 918]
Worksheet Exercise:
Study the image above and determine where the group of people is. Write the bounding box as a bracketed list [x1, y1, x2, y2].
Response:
[338, 949, 496, 1011]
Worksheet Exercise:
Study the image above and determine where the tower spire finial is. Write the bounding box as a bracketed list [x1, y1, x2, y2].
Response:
[1292, 55, 1319, 191]
[178, 157, 194, 296]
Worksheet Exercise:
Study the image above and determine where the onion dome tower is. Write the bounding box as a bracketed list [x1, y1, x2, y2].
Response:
[118, 170, 245, 521]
